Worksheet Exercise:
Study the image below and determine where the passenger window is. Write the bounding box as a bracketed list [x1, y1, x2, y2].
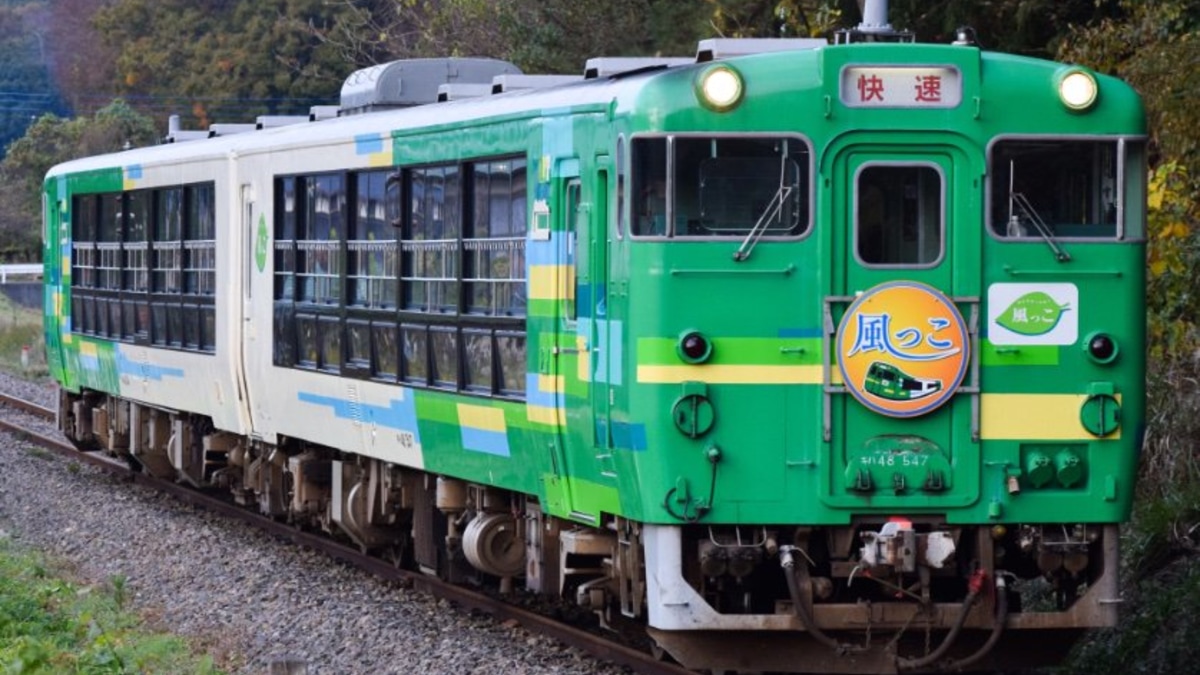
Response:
[856, 164, 942, 266]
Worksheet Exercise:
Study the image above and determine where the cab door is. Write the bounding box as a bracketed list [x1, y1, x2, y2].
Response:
[825, 140, 980, 510]
[589, 159, 617, 481]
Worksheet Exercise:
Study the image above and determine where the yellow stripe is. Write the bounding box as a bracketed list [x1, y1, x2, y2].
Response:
[529, 265, 575, 300]
[367, 151, 392, 167]
[980, 394, 1121, 440]
[538, 374, 564, 393]
[526, 404, 565, 426]
[577, 335, 590, 382]
[123, 179, 136, 191]
[456, 403, 506, 432]
[637, 364, 826, 384]
[80, 341, 97, 357]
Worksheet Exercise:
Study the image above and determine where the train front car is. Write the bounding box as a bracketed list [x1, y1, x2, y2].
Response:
[616, 29, 1145, 675]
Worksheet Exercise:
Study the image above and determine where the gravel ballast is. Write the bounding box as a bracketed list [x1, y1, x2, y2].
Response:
[0, 373, 630, 674]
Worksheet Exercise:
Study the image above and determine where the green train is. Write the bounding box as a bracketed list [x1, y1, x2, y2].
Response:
[863, 361, 943, 401]
[43, 5, 1145, 673]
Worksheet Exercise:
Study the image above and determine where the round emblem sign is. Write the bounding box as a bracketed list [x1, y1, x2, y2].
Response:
[837, 281, 969, 418]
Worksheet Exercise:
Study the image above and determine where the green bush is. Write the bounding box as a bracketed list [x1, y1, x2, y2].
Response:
[0, 535, 223, 674]
[1065, 555, 1200, 674]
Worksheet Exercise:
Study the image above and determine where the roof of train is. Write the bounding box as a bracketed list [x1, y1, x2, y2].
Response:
[44, 62, 683, 179]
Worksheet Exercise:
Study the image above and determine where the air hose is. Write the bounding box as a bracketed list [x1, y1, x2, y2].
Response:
[943, 574, 1010, 671]
[780, 546, 858, 654]
[895, 568, 986, 670]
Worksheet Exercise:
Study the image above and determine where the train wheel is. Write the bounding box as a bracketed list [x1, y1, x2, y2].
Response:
[385, 540, 411, 569]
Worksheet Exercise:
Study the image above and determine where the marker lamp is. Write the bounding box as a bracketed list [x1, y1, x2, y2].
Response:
[1084, 332, 1119, 365]
[677, 330, 713, 364]
[697, 65, 744, 112]
[1058, 69, 1098, 111]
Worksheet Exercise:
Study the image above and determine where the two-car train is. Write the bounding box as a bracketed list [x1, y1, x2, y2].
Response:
[43, 5, 1146, 673]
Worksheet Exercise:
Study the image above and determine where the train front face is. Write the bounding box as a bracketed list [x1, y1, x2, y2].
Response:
[621, 42, 1146, 671]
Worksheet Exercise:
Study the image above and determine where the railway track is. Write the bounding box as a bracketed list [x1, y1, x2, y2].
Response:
[0, 389, 690, 675]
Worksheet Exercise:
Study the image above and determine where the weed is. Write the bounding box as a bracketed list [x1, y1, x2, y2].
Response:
[0, 537, 223, 673]
[109, 573, 127, 610]
[0, 293, 47, 383]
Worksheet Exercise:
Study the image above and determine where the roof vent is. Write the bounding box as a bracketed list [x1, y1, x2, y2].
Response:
[207, 123, 256, 138]
[437, 83, 492, 102]
[340, 57, 522, 114]
[695, 38, 827, 62]
[256, 115, 309, 130]
[584, 57, 692, 79]
[309, 105, 340, 121]
[163, 114, 208, 143]
[491, 74, 583, 94]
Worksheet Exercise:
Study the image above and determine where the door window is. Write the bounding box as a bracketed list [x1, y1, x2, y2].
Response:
[855, 164, 943, 266]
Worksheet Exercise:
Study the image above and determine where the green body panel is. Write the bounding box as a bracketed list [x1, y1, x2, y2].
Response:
[44, 168, 126, 395]
[44, 43, 1145, 531]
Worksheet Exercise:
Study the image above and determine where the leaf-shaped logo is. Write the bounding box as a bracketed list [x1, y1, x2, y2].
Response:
[996, 291, 1070, 336]
[255, 213, 269, 273]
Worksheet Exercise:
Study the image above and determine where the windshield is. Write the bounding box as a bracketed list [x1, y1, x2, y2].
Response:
[990, 139, 1130, 239]
[630, 135, 810, 238]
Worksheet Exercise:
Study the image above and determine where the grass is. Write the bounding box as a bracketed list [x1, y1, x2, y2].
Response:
[0, 291, 235, 672]
[0, 287, 49, 380]
[0, 533, 224, 674]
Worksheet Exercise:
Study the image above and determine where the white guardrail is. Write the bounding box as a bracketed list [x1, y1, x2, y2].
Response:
[0, 264, 42, 283]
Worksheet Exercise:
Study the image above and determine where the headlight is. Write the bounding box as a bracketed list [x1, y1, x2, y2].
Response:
[696, 65, 744, 112]
[1058, 68, 1098, 111]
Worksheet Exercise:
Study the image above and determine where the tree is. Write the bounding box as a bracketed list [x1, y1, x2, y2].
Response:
[703, 0, 1120, 54]
[887, 0, 1121, 56]
[707, 0, 852, 39]
[0, 0, 67, 160]
[498, 0, 677, 73]
[44, 0, 118, 116]
[0, 100, 156, 258]
[314, 0, 711, 75]
[92, 0, 356, 127]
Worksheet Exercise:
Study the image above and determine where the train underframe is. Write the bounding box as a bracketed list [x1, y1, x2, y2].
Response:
[59, 389, 1118, 674]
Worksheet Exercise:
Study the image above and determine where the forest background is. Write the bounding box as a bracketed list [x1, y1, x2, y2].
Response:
[1, 1, 1199, 669]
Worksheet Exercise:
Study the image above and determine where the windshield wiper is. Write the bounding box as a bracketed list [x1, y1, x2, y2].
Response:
[733, 184, 792, 262]
[1009, 192, 1070, 262]
[733, 154, 796, 266]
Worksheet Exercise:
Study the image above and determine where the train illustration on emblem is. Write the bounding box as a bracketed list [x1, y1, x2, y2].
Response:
[863, 361, 943, 401]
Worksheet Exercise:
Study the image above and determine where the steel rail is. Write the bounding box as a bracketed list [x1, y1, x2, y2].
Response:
[0, 390, 55, 420]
